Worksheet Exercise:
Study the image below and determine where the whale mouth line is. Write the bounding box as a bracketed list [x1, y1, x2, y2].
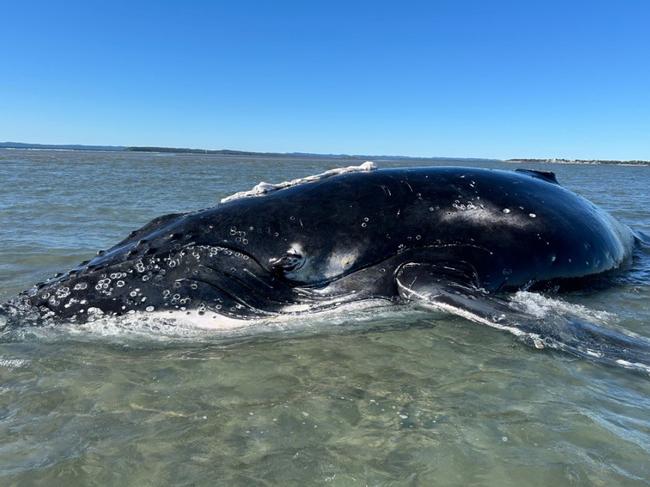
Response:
[291, 242, 493, 291]
[201, 243, 269, 274]
[187, 275, 273, 315]
[196, 262, 293, 309]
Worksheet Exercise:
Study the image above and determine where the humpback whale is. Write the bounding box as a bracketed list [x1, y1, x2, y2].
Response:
[3, 164, 649, 370]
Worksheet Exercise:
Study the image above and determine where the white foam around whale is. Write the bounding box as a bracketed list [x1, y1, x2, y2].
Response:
[20, 298, 398, 344]
[510, 291, 616, 324]
[220, 161, 377, 203]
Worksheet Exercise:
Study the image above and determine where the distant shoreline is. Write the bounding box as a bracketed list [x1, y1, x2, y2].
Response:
[1, 142, 648, 165]
[0, 142, 495, 162]
[507, 158, 649, 166]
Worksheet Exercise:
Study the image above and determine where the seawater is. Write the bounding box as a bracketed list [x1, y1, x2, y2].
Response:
[1, 149, 649, 486]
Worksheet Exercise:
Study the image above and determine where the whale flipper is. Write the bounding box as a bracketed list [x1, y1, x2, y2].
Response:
[395, 263, 650, 374]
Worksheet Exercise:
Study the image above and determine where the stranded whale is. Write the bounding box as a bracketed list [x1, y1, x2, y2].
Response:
[2, 164, 648, 370]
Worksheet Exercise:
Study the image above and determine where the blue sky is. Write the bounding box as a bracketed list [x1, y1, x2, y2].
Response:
[1, 0, 649, 159]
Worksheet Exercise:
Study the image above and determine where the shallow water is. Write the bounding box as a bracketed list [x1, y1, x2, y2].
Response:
[1, 149, 649, 486]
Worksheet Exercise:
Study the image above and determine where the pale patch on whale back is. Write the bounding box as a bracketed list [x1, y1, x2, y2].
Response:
[439, 202, 534, 229]
[324, 248, 360, 278]
[220, 161, 377, 203]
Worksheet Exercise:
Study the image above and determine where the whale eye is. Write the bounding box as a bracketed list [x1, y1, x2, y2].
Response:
[269, 248, 305, 275]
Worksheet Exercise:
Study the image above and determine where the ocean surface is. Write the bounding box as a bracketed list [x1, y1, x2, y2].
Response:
[1, 149, 649, 486]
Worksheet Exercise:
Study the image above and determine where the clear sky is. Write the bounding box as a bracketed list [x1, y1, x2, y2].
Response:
[1, 0, 649, 159]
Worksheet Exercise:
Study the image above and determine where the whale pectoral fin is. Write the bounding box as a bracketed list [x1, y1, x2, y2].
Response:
[395, 262, 511, 324]
[395, 262, 650, 373]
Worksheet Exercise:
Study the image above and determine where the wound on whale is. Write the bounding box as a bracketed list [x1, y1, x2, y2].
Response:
[3, 163, 650, 372]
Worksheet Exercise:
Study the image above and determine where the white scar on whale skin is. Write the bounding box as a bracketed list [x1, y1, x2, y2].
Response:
[221, 161, 377, 203]
[439, 202, 533, 228]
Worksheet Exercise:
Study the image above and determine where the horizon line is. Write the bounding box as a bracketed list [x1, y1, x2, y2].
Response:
[0, 141, 502, 161]
[2, 141, 650, 164]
